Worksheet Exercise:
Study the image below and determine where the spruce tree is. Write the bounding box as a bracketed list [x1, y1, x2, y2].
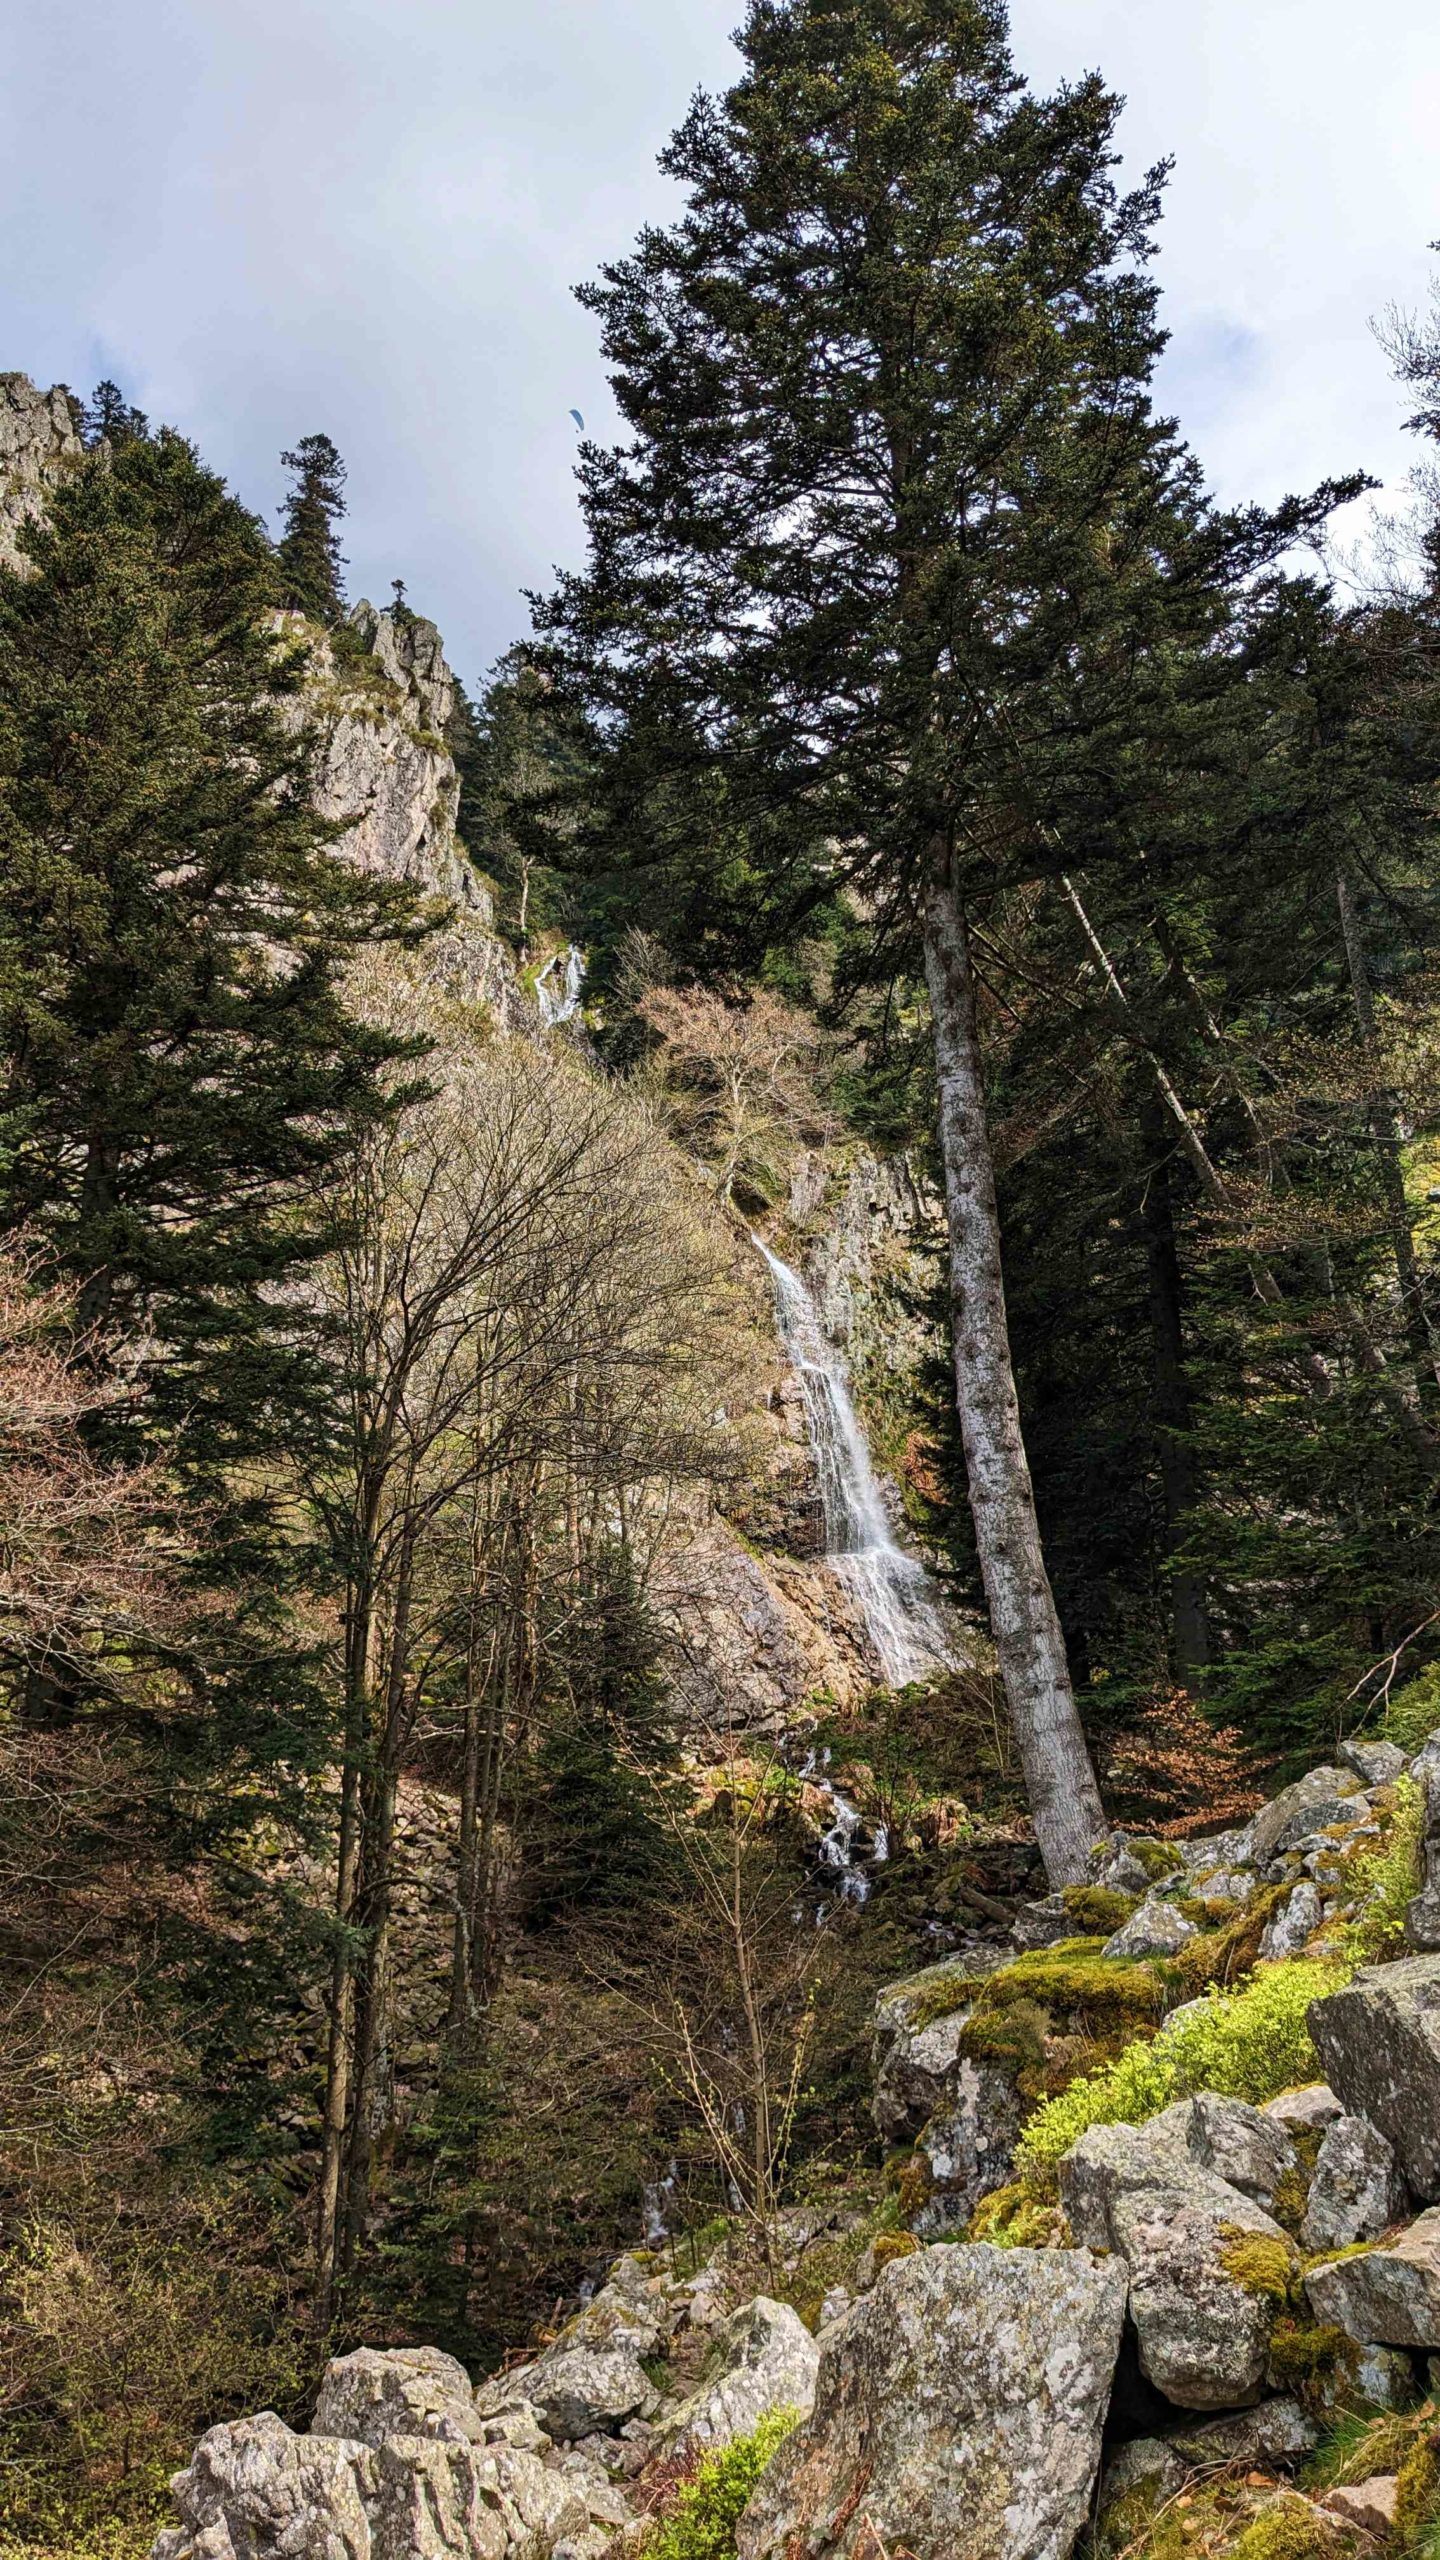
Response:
[82, 378, 150, 448]
[537, 0, 1229, 1878]
[277, 430, 348, 622]
[0, 427, 425, 1492]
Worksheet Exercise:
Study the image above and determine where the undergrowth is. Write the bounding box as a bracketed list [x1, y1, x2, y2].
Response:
[1015, 1959, 1347, 2174]
[640, 2408, 798, 2560]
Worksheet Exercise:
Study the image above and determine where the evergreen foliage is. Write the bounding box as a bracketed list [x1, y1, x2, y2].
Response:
[277, 430, 347, 622]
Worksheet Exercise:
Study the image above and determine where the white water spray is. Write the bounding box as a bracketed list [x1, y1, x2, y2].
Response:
[753, 1236, 954, 1689]
[537, 944, 586, 1028]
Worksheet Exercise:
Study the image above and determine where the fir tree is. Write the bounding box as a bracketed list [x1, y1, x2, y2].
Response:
[0, 426, 426, 1496]
[536, 0, 1233, 1877]
[277, 430, 348, 622]
[82, 378, 150, 448]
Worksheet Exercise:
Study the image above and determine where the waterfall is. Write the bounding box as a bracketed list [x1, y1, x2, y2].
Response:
[753, 1236, 955, 1687]
[537, 944, 586, 1028]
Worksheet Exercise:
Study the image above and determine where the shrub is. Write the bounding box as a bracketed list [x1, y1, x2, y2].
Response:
[1344, 1777, 1423, 1963]
[643, 2409, 799, 2560]
[1015, 1959, 1347, 2175]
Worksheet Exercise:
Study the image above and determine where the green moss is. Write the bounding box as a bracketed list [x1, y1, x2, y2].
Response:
[1168, 1888, 1287, 1997]
[898, 1969, 983, 2031]
[1061, 1885, 1140, 1933]
[1227, 2492, 1341, 2560]
[1267, 2317, 1348, 2398]
[958, 1996, 1050, 2081]
[979, 1941, 1164, 2031]
[643, 2410, 800, 2560]
[1130, 1837, 1187, 1881]
[1219, 2226, 1298, 2305]
[968, 2182, 1068, 2250]
[1017, 1959, 1348, 2175]
[1395, 2426, 1440, 2548]
[870, 2230, 920, 2272]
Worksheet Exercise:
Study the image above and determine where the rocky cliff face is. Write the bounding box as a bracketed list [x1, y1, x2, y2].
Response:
[0, 373, 82, 571]
[0, 372, 892, 1735]
[303, 601, 539, 1029]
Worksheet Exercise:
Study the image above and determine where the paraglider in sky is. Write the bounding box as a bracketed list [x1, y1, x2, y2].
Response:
[569, 408, 585, 431]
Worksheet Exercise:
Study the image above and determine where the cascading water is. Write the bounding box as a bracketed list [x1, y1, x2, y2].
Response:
[753, 1236, 955, 1689]
[537, 944, 586, 1028]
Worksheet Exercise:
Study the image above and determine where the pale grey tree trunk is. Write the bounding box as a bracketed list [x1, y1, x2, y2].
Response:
[921, 851, 1108, 1885]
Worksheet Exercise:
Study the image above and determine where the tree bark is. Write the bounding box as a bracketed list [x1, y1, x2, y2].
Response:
[921, 849, 1108, 1885]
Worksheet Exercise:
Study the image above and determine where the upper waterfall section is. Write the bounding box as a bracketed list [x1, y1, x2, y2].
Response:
[753, 1235, 956, 1689]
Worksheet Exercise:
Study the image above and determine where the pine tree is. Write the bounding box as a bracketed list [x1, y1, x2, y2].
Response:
[536, 0, 1235, 1878]
[277, 430, 348, 622]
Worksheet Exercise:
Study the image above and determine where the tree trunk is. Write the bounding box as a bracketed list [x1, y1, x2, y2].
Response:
[1138, 1109, 1211, 1686]
[920, 850, 1108, 1885]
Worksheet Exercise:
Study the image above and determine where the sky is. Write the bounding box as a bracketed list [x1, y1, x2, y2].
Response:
[3, 0, 1438, 693]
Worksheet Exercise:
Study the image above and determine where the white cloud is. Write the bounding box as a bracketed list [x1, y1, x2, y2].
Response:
[3, 0, 1436, 684]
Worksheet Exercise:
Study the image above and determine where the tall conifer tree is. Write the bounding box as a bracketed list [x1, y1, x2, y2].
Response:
[277, 430, 348, 622]
[537, 0, 1236, 1876]
[0, 428, 424, 1495]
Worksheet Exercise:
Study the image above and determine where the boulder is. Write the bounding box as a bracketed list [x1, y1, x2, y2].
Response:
[314, 2347, 481, 2447]
[1088, 1838, 1160, 1897]
[911, 2064, 1025, 2232]
[520, 2343, 659, 2443]
[499, 2257, 668, 2443]
[1061, 2122, 1297, 2408]
[1339, 1739, 1408, 1787]
[1301, 2114, 1408, 2253]
[871, 1959, 976, 2138]
[1313, 2344, 1414, 2415]
[735, 2242, 1127, 2560]
[1100, 2397, 1317, 2508]
[150, 2408, 594, 2560]
[1011, 1894, 1078, 1951]
[1250, 1767, 1369, 1867]
[471, 2449, 594, 2559]
[1407, 1748, 1440, 1953]
[1102, 1898, 1198, 1960]
[152, 2413, 376, 2560]
[1306, 2208, 1440, 2346]
[1309, 1958, 1440, 2199]
[1098, 2437, 1186, 2512]
[1262, 2084, 1344, 2136]
[656, 2296, 819, 2460]
[369, 2438, 513, 2560]
[1173, 2398, 1318, 2472]
[1322, 2477, 1400, 2536]
[1158, 2093, 1299, 2210]
[1260, 1882, 1325, 1962]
